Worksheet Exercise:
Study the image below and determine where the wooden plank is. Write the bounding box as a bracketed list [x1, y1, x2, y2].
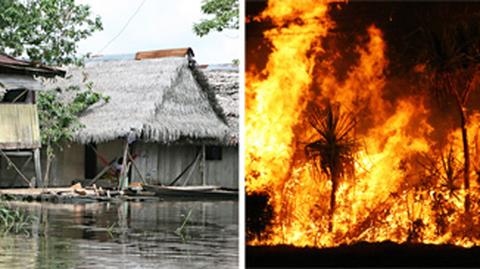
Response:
[3, 151, 33, 157]
[0, 74, 44, 91]
[134, 48, 193, 60]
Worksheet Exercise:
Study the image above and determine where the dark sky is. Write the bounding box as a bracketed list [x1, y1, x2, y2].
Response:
[246, 1, 480, 73]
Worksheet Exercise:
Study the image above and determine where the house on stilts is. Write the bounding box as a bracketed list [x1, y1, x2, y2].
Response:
[0, 54, 65, 187]
[31, 48, 239, 189]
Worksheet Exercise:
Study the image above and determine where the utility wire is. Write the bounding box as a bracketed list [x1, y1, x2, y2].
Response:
[96, 0, 148, 54]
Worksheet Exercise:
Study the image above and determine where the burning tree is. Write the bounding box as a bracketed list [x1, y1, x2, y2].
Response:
[419, 19, 480, 213]
[305, 103, 357, 231]
[246, 1, 480, 248]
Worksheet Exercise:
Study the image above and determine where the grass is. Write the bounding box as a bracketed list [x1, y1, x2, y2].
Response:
[175, 209, 193, 241]
[106, 222, 117, 238]
[0, 202, 35, 236]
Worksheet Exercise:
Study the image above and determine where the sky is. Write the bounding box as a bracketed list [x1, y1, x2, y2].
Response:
[76, 0, 240, 64]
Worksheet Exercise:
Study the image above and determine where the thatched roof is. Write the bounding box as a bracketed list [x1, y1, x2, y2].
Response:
[43, 57, 236, 145]
[201, 66, 239, 144]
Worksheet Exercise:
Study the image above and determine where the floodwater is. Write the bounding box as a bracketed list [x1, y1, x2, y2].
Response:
[0, 200, 238, 269]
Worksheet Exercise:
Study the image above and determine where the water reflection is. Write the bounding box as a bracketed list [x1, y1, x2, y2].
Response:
[0, 200, 238, 269]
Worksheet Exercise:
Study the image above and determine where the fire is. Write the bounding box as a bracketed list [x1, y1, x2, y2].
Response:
[246, 1, 480, 248]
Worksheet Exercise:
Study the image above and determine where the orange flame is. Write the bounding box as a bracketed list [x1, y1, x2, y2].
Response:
[246, 1, 480, 248]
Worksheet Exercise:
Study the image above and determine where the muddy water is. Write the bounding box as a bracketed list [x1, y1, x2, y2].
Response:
[0, 200, 238, 269]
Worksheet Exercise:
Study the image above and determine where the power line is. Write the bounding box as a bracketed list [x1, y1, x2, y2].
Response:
[96, 0, 148, 54]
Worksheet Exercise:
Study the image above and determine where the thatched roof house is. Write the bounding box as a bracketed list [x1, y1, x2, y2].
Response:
[38, 52, 239, 188]
[45, 57, 236, 146]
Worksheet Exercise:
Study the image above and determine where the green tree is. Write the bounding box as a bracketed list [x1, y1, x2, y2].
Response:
[0, 0, 106, 185]
[38, 83, 109, 185]
[0, 0, 102, 65]
[193, 0, 239, 37]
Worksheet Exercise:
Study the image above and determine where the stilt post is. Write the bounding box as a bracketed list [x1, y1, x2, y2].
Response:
[33, 148, 42, 187]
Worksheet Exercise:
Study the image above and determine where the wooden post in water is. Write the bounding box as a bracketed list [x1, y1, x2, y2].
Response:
[201, 145, 206, 186]
[118, 139, 129, 190]
[33, 148, 42, 187]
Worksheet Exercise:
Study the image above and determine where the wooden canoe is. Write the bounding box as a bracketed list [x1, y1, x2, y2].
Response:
[143, 185, 238, 200]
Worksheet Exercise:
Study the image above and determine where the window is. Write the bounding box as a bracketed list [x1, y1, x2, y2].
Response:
[1, 89, 32, 103]
[205, 146, 222, 161]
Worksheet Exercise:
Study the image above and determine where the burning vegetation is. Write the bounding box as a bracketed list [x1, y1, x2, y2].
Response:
[246, 1, 480, 248]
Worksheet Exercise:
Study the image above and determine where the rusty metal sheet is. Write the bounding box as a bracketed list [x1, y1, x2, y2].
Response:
[0, 104, 41, 149]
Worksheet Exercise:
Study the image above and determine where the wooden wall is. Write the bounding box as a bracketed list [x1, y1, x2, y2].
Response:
[0, 143, 84, 187]
[49, 143, 85, 186]
[132, 142, 238, 188]
[205, 146, 238, 188]
[0, 152, 36, 187]
[0, 139, 238, 188]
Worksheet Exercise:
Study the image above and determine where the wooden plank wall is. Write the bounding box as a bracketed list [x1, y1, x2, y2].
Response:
[206, 146, 239, 188]
[13, 139, 240, 188]
[49, 143, 85, 186]
[133, 142, 238, 188]
[0, 154, 35, 187]
[0, 104, 41, 149]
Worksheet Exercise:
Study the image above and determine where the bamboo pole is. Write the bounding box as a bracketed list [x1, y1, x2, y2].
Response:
[118, 139, 129, 190]
[128, 151, 146, 184]
[90, 161, 116, 186]
[201, 145, 206, 186]
[33, 148, 42, 187]
[182, 152, 201, 186]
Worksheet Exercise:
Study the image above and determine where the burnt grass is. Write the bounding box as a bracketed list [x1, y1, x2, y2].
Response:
[246, 194, 480, 267]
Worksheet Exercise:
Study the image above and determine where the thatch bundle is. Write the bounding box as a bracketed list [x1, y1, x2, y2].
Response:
[43, 57, 236, 145]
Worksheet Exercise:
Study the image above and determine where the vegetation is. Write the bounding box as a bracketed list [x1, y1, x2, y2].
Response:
[193, 0, 239, 37]
[0, 203, 35, 235]
[175, 209, 193, 241]
[0, 0, 107, 185]
[0, 0, 102, 65]
[305, 103, 357, 231]
[38, 83, 109, 185]
[419, 18, 480, 213]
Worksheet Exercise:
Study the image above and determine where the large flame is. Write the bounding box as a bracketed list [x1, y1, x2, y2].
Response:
[246, 1, 480, 248]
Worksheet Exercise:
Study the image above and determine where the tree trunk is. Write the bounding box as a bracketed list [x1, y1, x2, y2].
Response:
[450, 73, 471, 214]
[457, 103, 470, 213]
[328, 175, 338, 232]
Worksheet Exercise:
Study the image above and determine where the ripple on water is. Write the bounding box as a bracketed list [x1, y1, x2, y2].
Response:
[0, 200, 238, 269]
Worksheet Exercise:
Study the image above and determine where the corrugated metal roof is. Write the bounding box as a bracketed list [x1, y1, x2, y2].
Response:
[134, 48, 194, 60]
[0, 53, 65, 77]
[0, 54, 31, 66]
